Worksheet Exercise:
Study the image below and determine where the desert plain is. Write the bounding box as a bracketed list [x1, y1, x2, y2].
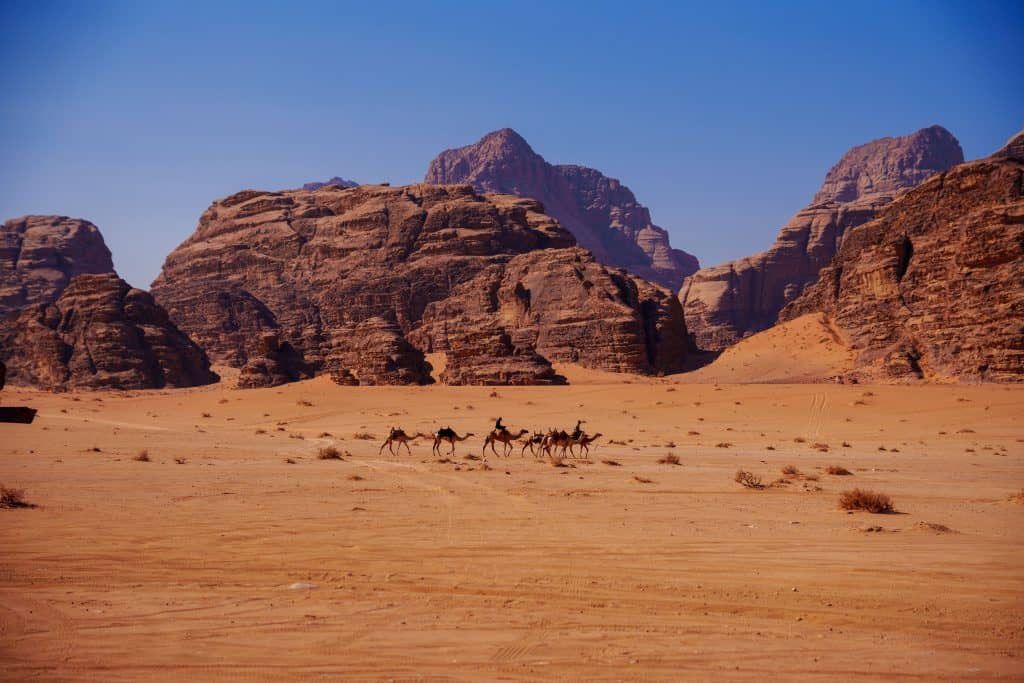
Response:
[1, 322, 1022, 681]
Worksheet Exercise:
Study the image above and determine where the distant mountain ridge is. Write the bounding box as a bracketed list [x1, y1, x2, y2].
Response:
[424, 128, 698, 291]
[680, 125, 964, 351]
[302, 176, 358, 191]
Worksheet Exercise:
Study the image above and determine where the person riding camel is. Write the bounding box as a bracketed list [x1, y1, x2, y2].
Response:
[494, 417, 508, 434]
[571, 420, 584, 440]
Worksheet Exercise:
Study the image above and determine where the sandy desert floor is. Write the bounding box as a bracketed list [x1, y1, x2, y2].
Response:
[2, 350, 1023, 680]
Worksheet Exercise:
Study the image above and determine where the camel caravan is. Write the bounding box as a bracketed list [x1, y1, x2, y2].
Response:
[378, 418, 602, 460]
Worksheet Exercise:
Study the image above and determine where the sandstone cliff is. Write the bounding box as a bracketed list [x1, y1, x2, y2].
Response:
[151, 183, 688, 386]
[681, 126, 964, 351]
[424, 129, 698, 291]
[302, 177, 358, 191]
[0, 272, 218, 390]
[779, 129, 1024, 383]
[0, 215, 115, 317]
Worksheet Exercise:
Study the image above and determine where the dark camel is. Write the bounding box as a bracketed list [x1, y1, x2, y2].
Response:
[432, 427, 474, 456]
[520, 431, 546, 457]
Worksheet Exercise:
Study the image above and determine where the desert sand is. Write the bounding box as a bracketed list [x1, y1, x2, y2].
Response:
[2, 330, 1022, 680]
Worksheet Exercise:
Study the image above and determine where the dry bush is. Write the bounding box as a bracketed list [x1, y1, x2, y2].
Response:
[296, 399, 313, 407]
[284, 458, 296, 464]
[347, 474, 364, 481]
[318, 432, 332, 438]
[734, 470, 763, 489]
[658, 453, 681, 465]
[687, 430, 700, 436]
[804, 473, 819, 481]
[781, 464, 801, 477]
[601, 459, 621, 466]
[633, 475, 654, 483]
[862, 391, 875, 397]
[255, 429, 267, 435]
[827, 466, 853, 476]
[1009, 489, 1024, 504]
[317, 446, 343, 460]
[812, 443, 830, 452]
[0, 486, 34, 509]
[715, 442, 733, 449]
[289, 433, 305, 440]
[664, 441, 677, 448]
[134, 450, 151, 462]
[435, 457, 454, 464]
[174, 458, 187, 465]
[353, 432, 375, 440]
[839, 489, 895, 513]
[765, 445, 776, 451]
[793, 437, 806, 444]
[489, 390, 500, 398]
[218, 398, 229, 404]
[201, 412, 212, 418]
[841, 441, 852, 448]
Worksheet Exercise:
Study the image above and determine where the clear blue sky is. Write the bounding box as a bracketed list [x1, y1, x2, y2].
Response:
[1, 1, 1021, 289]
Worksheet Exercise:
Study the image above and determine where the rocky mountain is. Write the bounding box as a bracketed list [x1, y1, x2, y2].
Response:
[0, 215, 115, 317]
[681, 126, 964, 351]
[151, 183, 687, 386]
[0, 272, 218, 390]
[424, 128, 698, 291]
[779, 129, 1024, 383]
[302, 176, 359, 191]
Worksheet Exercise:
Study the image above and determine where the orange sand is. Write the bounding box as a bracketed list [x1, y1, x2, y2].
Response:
[1, 342, 1022, 680]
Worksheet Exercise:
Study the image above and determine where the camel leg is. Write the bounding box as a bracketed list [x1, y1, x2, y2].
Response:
[449, 440, 456, 457]
[402, 440, 412, 456]
[378, 439, 389, 455]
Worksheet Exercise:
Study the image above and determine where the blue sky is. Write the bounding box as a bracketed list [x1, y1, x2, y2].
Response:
[1, 0, 1021, 289]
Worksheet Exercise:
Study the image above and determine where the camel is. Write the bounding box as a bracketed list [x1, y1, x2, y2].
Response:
[542, 429, 572, 458]
[482, 428, 529, 458]
[378, 427, 429, 456]
[432, 427, 474, 456]
[568, 432, 603, 459]
[520, 431, 546, 457]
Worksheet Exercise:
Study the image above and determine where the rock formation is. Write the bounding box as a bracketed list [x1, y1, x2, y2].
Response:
[779, 129, 1024, 383]
[0, 215, 115, 316]
[302, 177, 359, 191]
[0, 272, 218, 390]
[151, 183, 688, 386]
[681, 126, 964, 351]
[424, 128, 698, 290]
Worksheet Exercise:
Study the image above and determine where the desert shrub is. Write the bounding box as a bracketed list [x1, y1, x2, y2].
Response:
[134, 450, 151, 462]
[781, 465, 801, 477]
[318, 432, 332, 438]
[734, 470, 763, 489]
[658, 453, 681, 465]
[839, 489, 894, 513]
[687, 430, 700, 436]
[174, 458, 186, 465]
[812, 443, 830, 452]
[353, 432, 375, 440]
[347, 474, 364, 481]
[201, 412, 212, 418]
[317, 446, 343, 460]
[297, 400, 313, 407]
[601, 459, 621, 466]
[633, 475, 653, 483]
[284, 458, 296, 464]
[827, 466, 852, 475]
[793, 437, 806, 444]
[0, 486, 34, 509]
[715, 442, 733, 449]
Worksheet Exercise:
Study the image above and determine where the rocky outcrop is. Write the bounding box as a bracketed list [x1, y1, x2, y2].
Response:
[0, 273, 218, 390]
[779, 129, 1024, 383]
[302, 177, 358, 191]
[237, 332, 311, 388]
[0, 215, 115, 317]
[681, 126, 964, 351]
[151, 183, 688, 385]
[424, 128, 698, 290]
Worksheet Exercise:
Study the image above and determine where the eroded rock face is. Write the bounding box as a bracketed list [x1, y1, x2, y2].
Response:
[681, 126, 964, 351]
[0, 215, 115, 316]
[302, 177, 358, 191]
[779, 130, 1024, 383]
[151, 183, 687, 385]
[424, 129, 698, 290]
[0, 273, 217, 390]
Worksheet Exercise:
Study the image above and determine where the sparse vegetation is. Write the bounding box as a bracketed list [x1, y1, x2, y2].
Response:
[658, 453, 681, 465]
[793, 437, 806, 443]
[665, 441, 676, 448]
[255, 429, 267, 435]
[735, 470, 764, 489]
[687, 430, 700, 436]
[633, 475, 654, 483]
[601, 459, 621, 466]
[201, 412, 212, 418]
[0, 486, 34, 509]
[715, 442, 733, 448]
[174, 458, 187, 465]
[839, 489, 895, 514]
[134, 450, 151, 462]
[826, 465, 853, 476]
[347, 474, 364, 481]
[609, 439, 627, 446]
[781, 464, 801, 477]
[297, 399, 313, 407]
[353, 432, 375, 440]
[812, 443, 830, 452]
[317, 446, 343, 460]
[317, 432, 332, 438]
[284, 458, 297, 464]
